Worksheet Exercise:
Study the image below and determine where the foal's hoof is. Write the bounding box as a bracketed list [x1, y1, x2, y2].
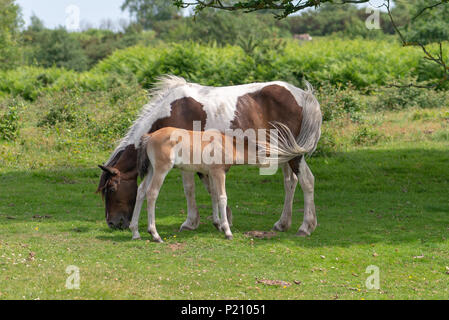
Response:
[225, 235, 233, 240]
[154, 237, 164, 243]
[132, 235, 141, 240]
[296, 230, 310, 237]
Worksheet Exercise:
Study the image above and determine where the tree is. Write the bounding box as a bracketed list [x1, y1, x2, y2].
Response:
[286, 3, 388, 38]
[0, 0, 22, 69]
[25, 27, 89, 71]
[28, 14, 45, 32]
[153, 10, 288, 46]
[384, 0, 449, 86]
[174, 0, 449, 86]
[122, 0, 181, 29]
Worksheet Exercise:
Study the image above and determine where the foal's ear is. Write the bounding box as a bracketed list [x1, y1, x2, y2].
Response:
[98, 165, 118, 176]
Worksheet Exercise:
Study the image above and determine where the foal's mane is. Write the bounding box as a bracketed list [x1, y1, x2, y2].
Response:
[104, 75, 187, 166]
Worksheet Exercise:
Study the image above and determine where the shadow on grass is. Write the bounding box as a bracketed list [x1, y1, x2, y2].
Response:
[1, 147, 448, 247]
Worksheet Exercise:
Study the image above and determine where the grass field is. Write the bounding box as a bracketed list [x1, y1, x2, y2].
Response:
[0, 108, 448, 300]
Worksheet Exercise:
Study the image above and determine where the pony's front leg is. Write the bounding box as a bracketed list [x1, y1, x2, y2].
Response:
[297, 157, 317, 237]
[210, 169, 233, 240]
[146, 170, 169, 243]
[129, 172, 152, 240]
[179, 171, 200, 231]
[273, 163, 298, 232]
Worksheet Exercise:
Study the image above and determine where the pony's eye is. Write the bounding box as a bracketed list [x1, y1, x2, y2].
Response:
[109, 183, 118, 193]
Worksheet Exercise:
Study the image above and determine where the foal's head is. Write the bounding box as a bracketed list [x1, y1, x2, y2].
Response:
[97, 165, 138, 230]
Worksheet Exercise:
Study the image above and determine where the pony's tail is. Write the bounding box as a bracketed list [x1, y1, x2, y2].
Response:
[137, 134, 152, 179]
[295, 81, 322, 156]
[259, 122, 310, 164]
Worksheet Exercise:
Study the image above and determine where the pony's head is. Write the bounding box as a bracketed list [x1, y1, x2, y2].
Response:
[97, 164, 138, 230]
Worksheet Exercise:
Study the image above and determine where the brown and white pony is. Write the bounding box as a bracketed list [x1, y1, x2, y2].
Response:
[132, 123, 310, 242]
[97, 76, 322, 236]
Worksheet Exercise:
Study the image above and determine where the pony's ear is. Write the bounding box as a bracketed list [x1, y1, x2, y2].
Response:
[98, 165, 117, 176]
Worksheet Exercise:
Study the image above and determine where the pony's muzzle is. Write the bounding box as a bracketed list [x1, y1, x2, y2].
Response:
[107, 217, 130, 230]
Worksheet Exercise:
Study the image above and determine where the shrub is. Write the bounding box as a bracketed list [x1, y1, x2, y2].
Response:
[411, 109, 449, 121]
[316, 82, 367, 122]
[351, 126, 382, 146]
[2, 38, 444, 101]
[430, 129, 449, 142]
[375, 84, 449, 111]
[314, 128, 338, 157]
[0, 66, 119, 101]
[38, 104, 79, 127]
[96, 38, 431, 90]
[0, 99, 21, 141]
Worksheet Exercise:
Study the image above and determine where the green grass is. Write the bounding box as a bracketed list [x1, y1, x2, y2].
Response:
[1, 137, 448, 299]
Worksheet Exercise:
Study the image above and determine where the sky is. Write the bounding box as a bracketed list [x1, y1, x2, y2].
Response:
[16, 0, 130, 30]
[16, 0, 387, 30]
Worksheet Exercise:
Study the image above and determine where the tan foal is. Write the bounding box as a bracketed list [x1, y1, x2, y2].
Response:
[129, 124, 309, 242]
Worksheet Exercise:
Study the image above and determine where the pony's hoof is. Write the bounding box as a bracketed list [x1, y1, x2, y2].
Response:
[225, 235, 233, 240]
[131, 230, 141, 240]
[179, 224, 196, 232]
[213, 222, 221, 231]
[154, 237, 164, 243]
[226, 206, 233, 226]
[273, 221, 290, 232]
[296, 230, 310, 237]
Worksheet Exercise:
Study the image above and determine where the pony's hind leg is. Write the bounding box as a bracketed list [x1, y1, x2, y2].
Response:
[273, 163, 298, 232]
[208, 174, 221, 230]
[146, 169, 170, 243]
[210, 169, 233, 240]
[179, 171, 200, 232]
[129, 172, 152, 240]
[297, 157, 317, 237]
[199, 173, 233, 227]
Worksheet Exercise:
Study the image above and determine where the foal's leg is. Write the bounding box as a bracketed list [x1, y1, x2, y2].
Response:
[129, 173, 152, 240]
[146, 169, 169, 243]
[273, 163, 298, 232]
[297, 157, 317, 237]
[179, 171, 200, 232]
[210, 169, 233, 240]
[199, 173, 233, 227]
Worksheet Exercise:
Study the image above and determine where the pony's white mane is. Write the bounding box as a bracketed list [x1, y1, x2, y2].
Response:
[105, 75, 187, 165]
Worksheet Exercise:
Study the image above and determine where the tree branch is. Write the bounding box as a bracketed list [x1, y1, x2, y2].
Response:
[174, 0, 371, 18]
[383, 0, 449, 88]
[412, 0, 448, 21]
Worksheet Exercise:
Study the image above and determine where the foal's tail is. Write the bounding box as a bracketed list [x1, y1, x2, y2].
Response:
[137, 134, 152, 179]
